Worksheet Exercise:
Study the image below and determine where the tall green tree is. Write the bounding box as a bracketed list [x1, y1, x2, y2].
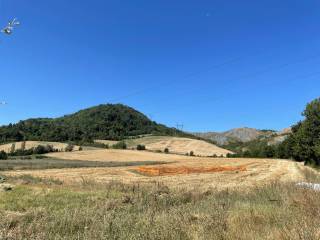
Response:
[285, 98, 320, 165]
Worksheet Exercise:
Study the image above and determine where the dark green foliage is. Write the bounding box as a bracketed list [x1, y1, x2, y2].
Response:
[33, 145, 50, 154]
[79, 142, 109, 149]
[0, 151, 8, 160]
[136, 144, 146, 151]
[225, 98, 320, 164]
[164, 148, 169, 154]
[112, 141, 127, 149]
[0, 104, 195, 143]
[280, 98, 320, 165]
[9, 145, 57, 157]
[224, 139, 279, 159]
[189, 151, 194, 156]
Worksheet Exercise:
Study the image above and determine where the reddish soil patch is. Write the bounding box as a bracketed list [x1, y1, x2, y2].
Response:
[136, 165, 247, 176]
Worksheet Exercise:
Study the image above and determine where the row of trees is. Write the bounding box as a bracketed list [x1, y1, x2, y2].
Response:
[0, 143, 77, 159]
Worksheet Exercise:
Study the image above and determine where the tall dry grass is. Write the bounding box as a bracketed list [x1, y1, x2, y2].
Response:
[0, 169, 319, 240]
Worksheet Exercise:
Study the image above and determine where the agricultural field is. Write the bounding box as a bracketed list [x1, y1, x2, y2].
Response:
[3, 149, 307, 190]
[123, 135, 233, 157]
[0, 141, 319, 239]
[0, 162, 319, 239]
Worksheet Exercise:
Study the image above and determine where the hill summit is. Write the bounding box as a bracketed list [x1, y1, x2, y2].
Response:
[0, 104, 188, 143]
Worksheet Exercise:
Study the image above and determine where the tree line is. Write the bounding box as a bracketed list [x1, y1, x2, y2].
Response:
[0, 104, 198, 144]
[226, 97, 320, 166]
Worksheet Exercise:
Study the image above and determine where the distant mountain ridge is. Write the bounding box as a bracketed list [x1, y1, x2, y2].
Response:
[194, 127, 291, 145]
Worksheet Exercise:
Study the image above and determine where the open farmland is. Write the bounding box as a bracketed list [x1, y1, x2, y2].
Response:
[124, 135, 233, 157]
[4, 149, 307, 190]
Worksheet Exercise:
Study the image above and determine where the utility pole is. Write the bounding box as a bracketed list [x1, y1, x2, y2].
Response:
[175, 123, 184, 136]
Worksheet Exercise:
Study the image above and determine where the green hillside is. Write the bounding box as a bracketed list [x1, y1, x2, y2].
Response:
[0, 104, 193, 143]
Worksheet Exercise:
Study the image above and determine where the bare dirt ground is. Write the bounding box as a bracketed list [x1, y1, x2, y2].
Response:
[124, 136, 233, 157]
[4, 149, 307, 190]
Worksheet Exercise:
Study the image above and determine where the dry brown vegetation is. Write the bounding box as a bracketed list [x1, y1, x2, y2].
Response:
[0, 147, 320, 239]
[4, 149, 306, 190]
[0, 167, 319, 239]
[124, 135, 233, 156]
[0, 141, 81, 153]
[136, 165, 247, 176]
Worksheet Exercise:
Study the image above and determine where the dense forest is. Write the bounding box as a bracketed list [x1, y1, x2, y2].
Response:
[227, 97, 320, 166]
[0, 104, 195, 144]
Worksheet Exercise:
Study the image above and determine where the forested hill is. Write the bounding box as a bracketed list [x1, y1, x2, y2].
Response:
[0, 104, 192, 143]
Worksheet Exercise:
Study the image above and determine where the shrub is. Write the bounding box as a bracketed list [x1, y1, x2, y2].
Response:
[65, 144, 74, 152]
[81, 142, 109, 149]
[226, 153, 235, 158]
[33, 145, 48, 155]
[112, 141, 127, 149]
[0, 151, 8, 160]
[79, 146, 83, 151]
[189, 151, 194, 156]
[136, 144, 146, 151]
[164, 148, 169, 154]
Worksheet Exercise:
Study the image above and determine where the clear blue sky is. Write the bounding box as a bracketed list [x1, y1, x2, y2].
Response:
[0, 0, 319, 132]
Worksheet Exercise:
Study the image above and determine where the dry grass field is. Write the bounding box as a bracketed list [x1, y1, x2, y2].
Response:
[1, 149, 320, 239]
[4, 149, 307, 190]
[124, 135, 233, 156]
[0, 141, 81, 153]
[94, 139, 119, 146]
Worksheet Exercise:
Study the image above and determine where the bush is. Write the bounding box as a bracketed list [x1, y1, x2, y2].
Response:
[0, 151, 8, 160]
[80, 142, 109, 149]
[164, 148, 169, 154]
[112, 141, 127, 149]
[33, 145, 48, 155]
[226, 153, 235, 158]
[189, 151, 194, 156]
[79, 146, 83, 151]
[136, 145, 146, 151]
[7, 144, 57, 157]
[65, 144, 74, 152]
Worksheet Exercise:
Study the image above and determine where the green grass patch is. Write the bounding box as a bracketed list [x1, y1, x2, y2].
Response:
[0, 158, 167, 171]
